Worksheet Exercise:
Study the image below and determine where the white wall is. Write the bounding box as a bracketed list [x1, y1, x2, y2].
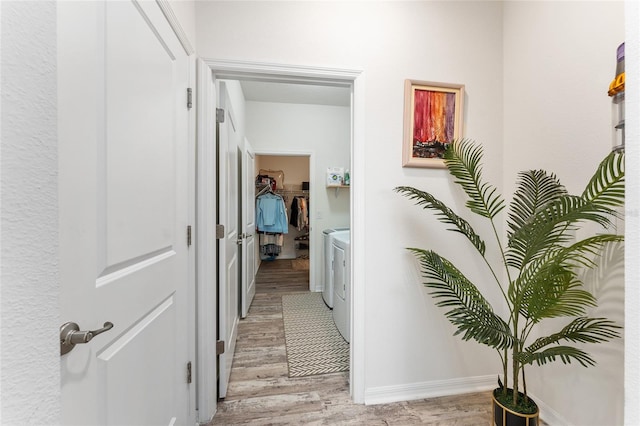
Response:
[0, 1, 60, 424]
[197, 0, 505, 400]
[503, 2, 625, 425]
[625, 1, 640, 424]
[257, 155, 310, 191]
[248, 102, 350, 286]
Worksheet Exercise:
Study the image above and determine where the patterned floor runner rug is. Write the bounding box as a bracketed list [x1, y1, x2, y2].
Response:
[281, 292, 349, 377]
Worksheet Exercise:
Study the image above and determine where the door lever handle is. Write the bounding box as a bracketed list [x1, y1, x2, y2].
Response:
[60, 321, 114, 355]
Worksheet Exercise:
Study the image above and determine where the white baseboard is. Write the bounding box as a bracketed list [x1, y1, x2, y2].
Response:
[528, 392, 570, 426]
[364, 375, 496, 406]
[364, 377, 571, 425]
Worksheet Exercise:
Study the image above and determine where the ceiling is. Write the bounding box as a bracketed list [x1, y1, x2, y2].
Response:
[239, 80, 351, 107]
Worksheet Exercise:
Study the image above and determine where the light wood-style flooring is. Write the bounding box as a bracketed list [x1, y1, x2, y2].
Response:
[209, 259, 495, 425]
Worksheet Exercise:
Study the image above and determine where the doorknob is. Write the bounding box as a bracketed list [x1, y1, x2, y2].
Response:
[60, 321, 114, 355]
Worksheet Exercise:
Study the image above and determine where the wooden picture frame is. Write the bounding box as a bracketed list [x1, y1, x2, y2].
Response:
[402, 79, 464, 168]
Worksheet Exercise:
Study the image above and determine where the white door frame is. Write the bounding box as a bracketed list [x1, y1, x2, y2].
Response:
[195, 58, 218, 423]
[216, 81, 241, 400]
[195, 60, 365, 421]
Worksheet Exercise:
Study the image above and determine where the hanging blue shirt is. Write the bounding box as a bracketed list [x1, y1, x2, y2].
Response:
[256, 193, 288, 234]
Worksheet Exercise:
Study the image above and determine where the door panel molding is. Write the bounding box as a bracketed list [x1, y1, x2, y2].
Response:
[96, 247, 175, 287]
[98, 295, 175, 361]
[156, 0, 195, 55]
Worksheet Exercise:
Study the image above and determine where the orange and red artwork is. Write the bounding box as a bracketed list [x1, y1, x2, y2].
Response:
[403, 80, 464, 168]
[413, 90, 456, 146]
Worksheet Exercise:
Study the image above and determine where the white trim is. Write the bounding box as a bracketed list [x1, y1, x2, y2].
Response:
[364, 375, 495, 406]
[350, 73, 366, 404]
[195, 58, 217, 424]
[186, 54, 198, 426]
[254, 149, 315, 156]
[364, 377, 565, 426]
[155, 0, 195, 55]
[528, 392, 571, 426]
[203, 58, 360, 85]
[196, 59, 365, 408]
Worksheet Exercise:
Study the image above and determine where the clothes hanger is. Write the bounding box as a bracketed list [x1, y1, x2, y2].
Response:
[256, 184, 273, 197]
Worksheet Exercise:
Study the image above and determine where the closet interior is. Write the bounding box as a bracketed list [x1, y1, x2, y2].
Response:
[255, 156, 311, 268]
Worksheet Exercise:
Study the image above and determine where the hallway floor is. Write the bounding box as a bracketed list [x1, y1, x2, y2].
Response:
[208, 259, 494, 425]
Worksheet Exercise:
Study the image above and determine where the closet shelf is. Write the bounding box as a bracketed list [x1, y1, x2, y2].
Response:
[327, 185, 350, 197]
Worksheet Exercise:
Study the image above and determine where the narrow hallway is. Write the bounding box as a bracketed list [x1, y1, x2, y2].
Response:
[209, 260, 494, 425]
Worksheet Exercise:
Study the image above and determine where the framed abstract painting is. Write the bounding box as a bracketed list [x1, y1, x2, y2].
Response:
[402, 79, 464, 168]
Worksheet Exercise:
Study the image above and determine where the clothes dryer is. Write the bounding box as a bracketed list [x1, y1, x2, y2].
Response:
[331, 231, 350, 342]
[322, 228, 348, 308]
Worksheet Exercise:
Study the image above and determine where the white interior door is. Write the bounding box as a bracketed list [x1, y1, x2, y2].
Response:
[58, 2, 193, 424]
[242, 138, 257, 318]
[217, 82, 240, 398]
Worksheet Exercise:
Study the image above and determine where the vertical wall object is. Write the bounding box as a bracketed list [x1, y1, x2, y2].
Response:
[609, 42, 625, 152]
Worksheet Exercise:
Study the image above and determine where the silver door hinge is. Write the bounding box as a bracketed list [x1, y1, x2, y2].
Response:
[187, 88, 193, 110]
[187, 361, 192, 384]
[216, 224, 225, 240]
[216, 340, 225, 355]
[216, 108, 225, 123]
[187, 225, 192, 247]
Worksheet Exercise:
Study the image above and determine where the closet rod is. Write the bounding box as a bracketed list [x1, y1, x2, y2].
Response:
[275, 189, 309, 197]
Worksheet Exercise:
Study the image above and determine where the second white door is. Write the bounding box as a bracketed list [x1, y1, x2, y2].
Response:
[242, 138, 257, 317]
[217, 82, 240, 398]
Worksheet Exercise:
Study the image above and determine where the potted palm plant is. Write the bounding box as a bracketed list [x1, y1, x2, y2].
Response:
[395, 139, 624, 426]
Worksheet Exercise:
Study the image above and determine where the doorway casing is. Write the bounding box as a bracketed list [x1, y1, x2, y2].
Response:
[195, 59, 365, 422]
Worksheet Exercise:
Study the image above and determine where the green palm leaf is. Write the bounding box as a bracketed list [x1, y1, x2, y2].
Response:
[527, 317, 621, 350]
[518, 317, 621, 366]
[395, 186, 486, 256]
[443, 139, 505, 219]
[582, 151, 625, 208]
[506, 153, 623, 271]
[408, 248, 513, 350]
[507, 170, 567, 239]
[511, 234, 622, 322]
[518, 271, 594, 321]
[516, 346, 596, 367]
[506, 195, 616, 269]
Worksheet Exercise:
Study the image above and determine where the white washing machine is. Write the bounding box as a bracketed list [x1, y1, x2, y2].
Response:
[322, 228, 349, 308]
[331, 231, 350, 342]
